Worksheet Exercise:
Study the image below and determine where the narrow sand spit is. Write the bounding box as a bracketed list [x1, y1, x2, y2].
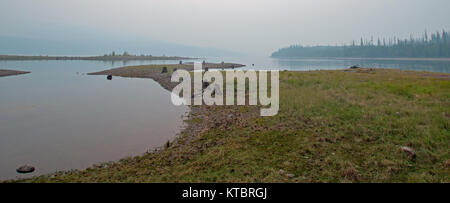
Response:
[89, 63, 245, 91]
[0, 69, 30, 77]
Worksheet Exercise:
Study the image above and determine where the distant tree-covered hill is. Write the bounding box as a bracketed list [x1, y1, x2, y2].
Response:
[272, 30, 450, 58]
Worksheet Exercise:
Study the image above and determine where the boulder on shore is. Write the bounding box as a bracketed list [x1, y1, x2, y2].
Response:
[16, 165, 35, 174]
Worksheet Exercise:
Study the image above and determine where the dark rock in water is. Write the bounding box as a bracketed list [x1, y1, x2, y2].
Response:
[179, 60, 183, 65]
[16, 165, 35, 174]
[232, 65, 235, 69]
[350, 65, 360, 69]
[252, 64, 255, 66]
[107, 75, 112, 80]
[161, 67, 168, 73]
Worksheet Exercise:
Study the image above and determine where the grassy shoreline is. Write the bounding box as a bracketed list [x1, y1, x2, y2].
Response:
[8, 66, 450, 183]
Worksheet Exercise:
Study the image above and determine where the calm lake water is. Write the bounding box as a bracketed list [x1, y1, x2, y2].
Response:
[0, 57, 449, 181]
[0, 60, 191, 181]
[212, 56, 450, 73]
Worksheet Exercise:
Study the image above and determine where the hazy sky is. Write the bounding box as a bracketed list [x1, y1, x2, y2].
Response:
[1, 0, 449, 55]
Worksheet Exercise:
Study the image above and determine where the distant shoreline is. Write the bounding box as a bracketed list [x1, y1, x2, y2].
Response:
[0, 55, 197, 61]
[0, 69, 30, 77]
[271, 56, 450, 62]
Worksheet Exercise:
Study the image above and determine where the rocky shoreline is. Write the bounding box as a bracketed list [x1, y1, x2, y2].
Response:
[0, 69, 30, 77]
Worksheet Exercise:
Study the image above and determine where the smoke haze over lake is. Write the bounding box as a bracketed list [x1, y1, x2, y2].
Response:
[1, 0, 449, 56]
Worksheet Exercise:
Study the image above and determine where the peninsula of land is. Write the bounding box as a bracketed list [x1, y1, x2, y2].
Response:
[0, 69, 30, 77]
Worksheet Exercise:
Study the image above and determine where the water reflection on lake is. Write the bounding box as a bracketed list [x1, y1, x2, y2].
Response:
[0, 60, 191, 181]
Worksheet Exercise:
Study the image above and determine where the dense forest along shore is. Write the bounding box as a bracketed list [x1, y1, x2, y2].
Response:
[273, 29, 450, 58]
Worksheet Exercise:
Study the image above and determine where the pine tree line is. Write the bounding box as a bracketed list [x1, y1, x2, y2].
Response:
[272, 29, 450, 58]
